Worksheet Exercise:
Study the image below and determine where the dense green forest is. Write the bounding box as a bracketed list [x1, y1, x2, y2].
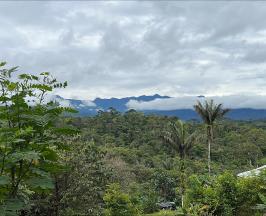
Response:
[0, 62, 266, 216]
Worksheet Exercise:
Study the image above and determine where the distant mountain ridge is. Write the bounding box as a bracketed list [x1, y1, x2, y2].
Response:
[93, 94, 170, 112]
[57, 94, 266, 120]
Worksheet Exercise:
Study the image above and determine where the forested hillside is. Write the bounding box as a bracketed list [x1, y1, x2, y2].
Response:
[34, 112, 266, 216]
[0, 63, 265, 216]
[69, 110, 266, 175]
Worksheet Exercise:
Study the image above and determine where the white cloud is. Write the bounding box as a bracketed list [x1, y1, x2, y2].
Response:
[127, 96, 197, 110]
[126, 95, 266, 110]
[80, 100, 96, 107]
[57, 99, 72, 108]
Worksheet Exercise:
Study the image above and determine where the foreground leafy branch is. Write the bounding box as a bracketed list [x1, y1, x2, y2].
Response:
[0, 62, 77, 215]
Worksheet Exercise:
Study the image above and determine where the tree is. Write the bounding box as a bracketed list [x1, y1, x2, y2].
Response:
[194, 99, 229, 174]
[151, 169, 178, 202]
[0, 62, 76, 215]
[162, 120, 197, 207]
[103, 183, 141, 216]
[58, 141, 110, 216]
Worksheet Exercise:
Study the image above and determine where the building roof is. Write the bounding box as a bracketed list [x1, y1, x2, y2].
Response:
[157, 202, 175, 208]
[237, 165, 266, 177]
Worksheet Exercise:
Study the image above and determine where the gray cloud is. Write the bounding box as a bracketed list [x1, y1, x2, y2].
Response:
[1, 1, 266, 100]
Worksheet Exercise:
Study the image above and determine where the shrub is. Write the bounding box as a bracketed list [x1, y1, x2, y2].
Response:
[0, 62, 76, 215]
[103, 183, 142, 216]
[185, 172, 264, 216]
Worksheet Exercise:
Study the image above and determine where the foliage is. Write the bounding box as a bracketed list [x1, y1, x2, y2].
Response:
[162, 120, 198, 207]
[128, 182, 159, 214]
[254, 171, 266, 213]
[67, 110, 266, 215]
[59, 140, 110, 216]
[185, 172, 264, 216]
[255, 193, 266, 212]
[103, 183, 142, 216]
[162, 120, 196, 160]
[151, 169, 178, 202]
[0, 62, 76, 215]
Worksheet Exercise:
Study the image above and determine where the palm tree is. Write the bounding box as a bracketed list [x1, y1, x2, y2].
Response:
[163, 120, 197, 207]
[194, 99, 230, 174]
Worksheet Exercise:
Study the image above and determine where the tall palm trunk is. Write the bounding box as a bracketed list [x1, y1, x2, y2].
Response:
[181, 193, 184, 208]
[180, 153, 186, 208]
[163, 120, 195, 209]
[194, 99, 229, 175]
[180, 158, 185, 208]
[206, 125, 213, 174]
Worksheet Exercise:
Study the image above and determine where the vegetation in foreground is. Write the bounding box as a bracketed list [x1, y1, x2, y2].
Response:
[0, 62, 265, 216]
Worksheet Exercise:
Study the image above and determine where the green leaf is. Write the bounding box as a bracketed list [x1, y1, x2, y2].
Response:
[7, 83, 17, 91]
[63, 81, 67, 88]
[18, 74, 31, 80]
[40, 72, 50, 76]
[259, 193, 266, 204]
[31, 75, 39, 81]
[26, 176, 54, 190]
[30, 168, 50, 178]
[0, 198, 26, 216]
[0, 176, 10, 186]
[9, 151, 40, 163]
[31, 84, 52, 92]
[7, 67, 19, 76]
[42, 162, 66, 173]
[42, 148, 58, 161]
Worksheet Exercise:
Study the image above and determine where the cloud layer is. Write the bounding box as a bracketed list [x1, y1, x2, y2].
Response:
[127, 95, 266, 110]
[1, 2, 266, 100]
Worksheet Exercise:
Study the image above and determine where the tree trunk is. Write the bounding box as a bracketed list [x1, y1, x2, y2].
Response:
[54, 176, 60, 216]
[207, 126, 213, 174]
[180, 158, 185, 208]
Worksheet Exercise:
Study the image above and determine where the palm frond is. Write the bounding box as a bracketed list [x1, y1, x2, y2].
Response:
[162, 120, 197, 159]
[194, 99, 230, 125]
[194, 101, 210, 124]
[221, 108, 230, 116]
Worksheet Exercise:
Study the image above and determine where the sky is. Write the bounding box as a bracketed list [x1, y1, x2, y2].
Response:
[1, 1, 266, 109]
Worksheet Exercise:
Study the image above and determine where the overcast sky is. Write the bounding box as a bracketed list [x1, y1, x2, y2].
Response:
[1, 1, 266, 102]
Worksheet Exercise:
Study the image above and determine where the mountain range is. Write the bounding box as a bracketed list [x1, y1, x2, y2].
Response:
[57, 94, 266, 121]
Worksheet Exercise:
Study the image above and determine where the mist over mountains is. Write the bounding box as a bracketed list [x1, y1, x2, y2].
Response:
[56, 94, 266, 121]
